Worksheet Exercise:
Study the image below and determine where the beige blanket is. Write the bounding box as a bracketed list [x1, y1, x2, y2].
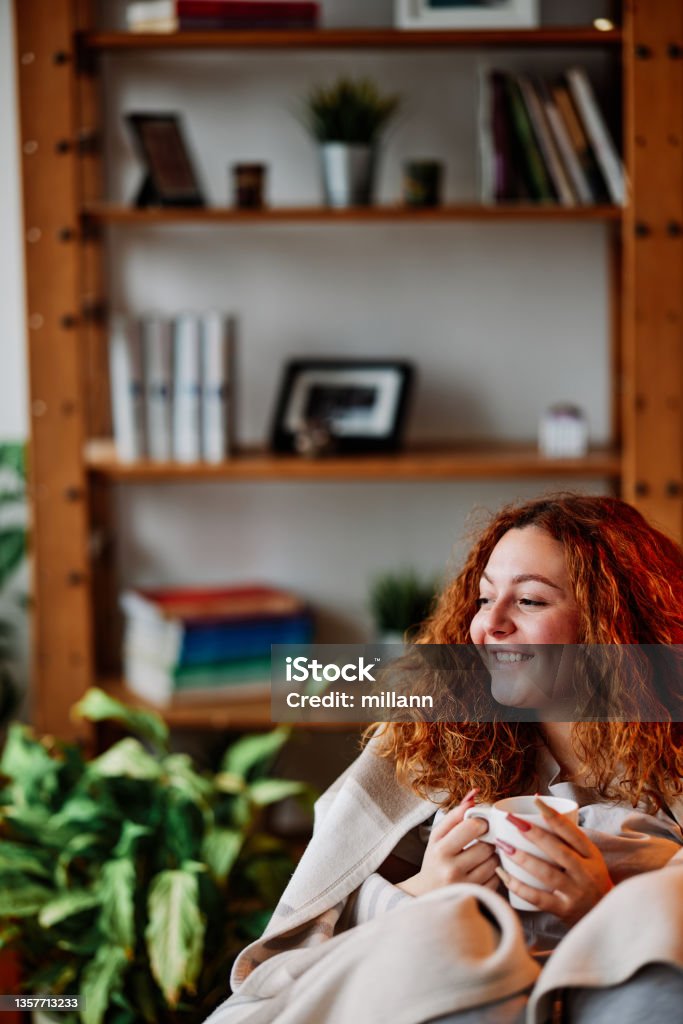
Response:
[204, 735, 683, 1024]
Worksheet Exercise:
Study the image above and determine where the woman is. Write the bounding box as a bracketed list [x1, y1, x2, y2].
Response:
[205, 494, 683, 1024]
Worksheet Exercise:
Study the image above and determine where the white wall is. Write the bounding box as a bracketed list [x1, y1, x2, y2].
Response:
[0, 0, 27, 441]
[4, 0, 613, 648]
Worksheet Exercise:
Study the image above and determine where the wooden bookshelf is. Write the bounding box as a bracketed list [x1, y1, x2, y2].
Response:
[86, 439, 621, 483]
[82, 27, 623, 53]
[14, 0, 683, 739]
[83, 203, 622, 225]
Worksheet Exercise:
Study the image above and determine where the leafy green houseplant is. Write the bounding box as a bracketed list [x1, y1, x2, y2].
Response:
[301, 76, 401, 207]
[303, 77, 400, 145]
[0, 442, 27, 725]
[369, 569, 439, 641]
[0, 689, 314, 1024]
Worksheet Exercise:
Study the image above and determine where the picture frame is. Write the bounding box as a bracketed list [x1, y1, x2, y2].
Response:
[394, 0, 538, 30]
[271, 359, 414, 454]
[126, 113, 205, 208]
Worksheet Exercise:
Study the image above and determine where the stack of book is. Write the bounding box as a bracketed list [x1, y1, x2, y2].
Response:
[479, 66, 625, 206]
[120, 583, 314, 705]
[126, 0, 320, 32]
[108, 310, 235, 464]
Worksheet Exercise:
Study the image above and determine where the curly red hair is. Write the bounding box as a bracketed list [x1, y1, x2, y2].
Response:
[366, 494, 683, 811]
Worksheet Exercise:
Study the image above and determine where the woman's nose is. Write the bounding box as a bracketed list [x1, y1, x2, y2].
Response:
[486, 601, 514, 637]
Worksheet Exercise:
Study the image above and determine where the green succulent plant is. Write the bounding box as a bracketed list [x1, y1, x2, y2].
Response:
[369, 569, 439, 639]
[302, 76, 401, 144]
[0, 688, 315, 1024]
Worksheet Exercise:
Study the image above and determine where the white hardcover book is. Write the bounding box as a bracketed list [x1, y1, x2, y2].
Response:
[172, 313, 202, 463]
[142, 314, 173, 462]
[108, 313, 145, 462]
[201, 311, 234, 463]
[126, 1, 177, 31]
[566, 67, 626, 205]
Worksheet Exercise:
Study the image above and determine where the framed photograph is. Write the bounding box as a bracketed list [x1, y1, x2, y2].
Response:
[271, 359, 414, 454]
[126, 113, 205, 208]
[395, 0, 538, 30]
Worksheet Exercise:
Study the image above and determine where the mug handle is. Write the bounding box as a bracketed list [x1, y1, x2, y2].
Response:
[463, 805, 495, 843]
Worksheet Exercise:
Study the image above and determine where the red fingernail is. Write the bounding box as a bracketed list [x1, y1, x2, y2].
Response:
[496, 839, 516, 855]
[506, 812, 531, 832]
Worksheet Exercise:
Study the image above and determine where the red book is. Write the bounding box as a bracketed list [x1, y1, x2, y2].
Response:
[121, 583, 308, 624]
[177, 0, 318, 18]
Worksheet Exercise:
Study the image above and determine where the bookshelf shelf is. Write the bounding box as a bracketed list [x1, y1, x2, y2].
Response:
[85, 439, 620, 482]
[83, 27, 623, 53]
[105, 679, 359, 732]
[83, 203, 623, 225]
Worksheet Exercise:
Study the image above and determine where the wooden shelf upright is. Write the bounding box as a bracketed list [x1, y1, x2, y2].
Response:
[12, 1, 683, 738]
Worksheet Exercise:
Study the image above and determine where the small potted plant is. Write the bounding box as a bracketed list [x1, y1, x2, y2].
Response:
[369, 568, 439, 644]
[0, 688, 315, 1024]
[301, 76, 401, 208]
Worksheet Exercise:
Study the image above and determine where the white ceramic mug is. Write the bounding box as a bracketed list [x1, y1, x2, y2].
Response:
[464, 795, 579, 911]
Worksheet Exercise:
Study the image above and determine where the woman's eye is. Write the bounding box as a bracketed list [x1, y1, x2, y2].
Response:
[475, 597, 491, 607]
[518, 598, 546, 607]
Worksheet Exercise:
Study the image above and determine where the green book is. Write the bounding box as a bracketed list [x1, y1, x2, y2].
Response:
[503, 73, 556, 202]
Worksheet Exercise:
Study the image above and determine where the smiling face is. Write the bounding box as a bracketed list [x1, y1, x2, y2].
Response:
[469, 526, 580, 711]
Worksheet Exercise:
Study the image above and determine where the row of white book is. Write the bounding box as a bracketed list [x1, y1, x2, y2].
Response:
[109, 311, 235, 463]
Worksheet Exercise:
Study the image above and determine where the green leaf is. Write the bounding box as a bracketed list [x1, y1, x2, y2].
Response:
[145, 868, 205, 1006]
[112, 821, 151, 859]
[247, 778, 309, 806]
[81, 944, 129, 1024]
[98, 859, 136, 952]
[38, 889, 101, 928]
[88, 738, 162, 780]
[56, 831, 111, 888]
[0, 442, 26, 482]
[50, 794, 121, 843]
[0, 841, 53, 879]
[201, 828, 243, 885]
[162, 753, 214, 806]
[0, 880, 54, 917]
[0, 528, 25, 588]
[0, 723, 60, 805]
[214, 772, 246, 794]
[220, 729, 290, 781]
[158, 794, 203, 867]
[73, 688, 169, 753]
[227, 794, 253, 830]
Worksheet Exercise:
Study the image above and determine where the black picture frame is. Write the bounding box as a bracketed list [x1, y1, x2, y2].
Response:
[126, 113, 205, 208]
[271, 359, 414, 454]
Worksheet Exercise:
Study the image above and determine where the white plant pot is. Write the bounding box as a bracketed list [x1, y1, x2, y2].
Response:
[320, 143, 376, 207]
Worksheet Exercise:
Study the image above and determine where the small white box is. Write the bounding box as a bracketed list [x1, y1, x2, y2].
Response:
[539, 404, 589, 458]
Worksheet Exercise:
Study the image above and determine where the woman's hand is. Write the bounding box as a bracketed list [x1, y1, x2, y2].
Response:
[495, 796, 613, 926]
[397, 789, 500, 897]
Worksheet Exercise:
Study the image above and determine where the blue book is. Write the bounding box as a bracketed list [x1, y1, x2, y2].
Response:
[121, 584, 314, 670]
